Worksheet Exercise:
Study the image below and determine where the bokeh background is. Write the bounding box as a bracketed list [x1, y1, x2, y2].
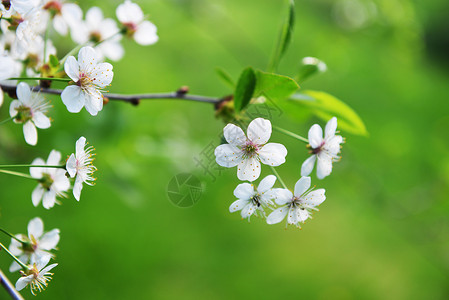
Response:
[1, 0, 449, 298]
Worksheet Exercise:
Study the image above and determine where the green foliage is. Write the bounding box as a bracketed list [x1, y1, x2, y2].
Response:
[233, 67, 256, 112]
[289, 91, 368, 135]
[49, 54, 60, 69]
[215, 67, 235, 88]
[254, 70, 299, 101]
[267, 0, 295, 72]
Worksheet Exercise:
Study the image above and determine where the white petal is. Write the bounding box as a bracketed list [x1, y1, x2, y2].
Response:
[223, 123, 246, 147]
[308, 124, 323, 149]
[9, 100, 20, 118]
[32, 111, 51, 129]
[91, 62, 113, 87]
[257, 175, 276, 194]
[31, 185, 44, 206]
[16, 82, 31, 104]
[15, 276, 33, 291]
[214, 144, 242, 168]
[240, 203, 256, 219]
[325, 135, 343, 155]
[267, 207, 289, 225]
[64, 56, 80, 82]
[134, 21, 158, 45]
[9, 261, 22, 273]
[316, 153, 333, 179]
[42, 190, 56, 209]
[237, 157, 261, 182]
[52, 15, 67, 35]
[61, 3, 83, 28]
[297, 208, 310, 223]
[61, 85, 85, 113]
[303, 189, 326, 206]
[294, 176, 311, 197]
[76, 136, 86, 156]
[300, 155, 316, 177]
[39, 263, 58, 274]
[258, 143, 287, 166]
[30, 158, 45, 178]
[23, 121, 37, 145]
[287, 207, 298, 225]
[73, 175, 83, 201]
[247, 118, 272, 145]
[116, 0, 144, 23]
[233, 183, 254, 200]
[39, 229, 60, 250]
[46, 150, 61, 166]
[66, 154, 77, 178]
[36, 255, 52, 270]
[28, 217, 43, 240]
[325, 117, 337, 140]
[53, 169, 70, 191]
[272, 188, 293, 205]
[78, 46, 98, 71]
[98, 41, 124, 61]
[84, 90, 103, 116]
[86, 7, 103, 29]
[229, 199, 247, 213]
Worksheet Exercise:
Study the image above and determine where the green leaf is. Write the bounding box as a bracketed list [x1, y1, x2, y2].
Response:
[254, 70, 299, 100]
[267, 0, 295, 72]
[215, 67, 235, 88]
[234, 67, 256, 112]
[289, 90, 368, 135]
[49, 54, 59, 68]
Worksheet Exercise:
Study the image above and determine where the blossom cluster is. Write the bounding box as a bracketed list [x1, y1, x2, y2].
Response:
[215, 117, 344, 228]
[0, 0, 159, 295]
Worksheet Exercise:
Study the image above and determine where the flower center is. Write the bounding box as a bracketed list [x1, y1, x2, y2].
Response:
[89, 31, 102, 43]
[43, 1, 62, 15]
[122, 22, 137, 36]
[15, 106, 32, 123]
[309, 141, 325, 154]
[242, 141, 258, 159]
[39, 173, 54, 191]
[2, 0, 10, 10]
[250, 194, 261, 207]
[77, 73, 93, 89]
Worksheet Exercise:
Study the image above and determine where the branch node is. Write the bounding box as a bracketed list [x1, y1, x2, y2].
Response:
[176, 86, 189, 96]
[130, 98, 140, 106]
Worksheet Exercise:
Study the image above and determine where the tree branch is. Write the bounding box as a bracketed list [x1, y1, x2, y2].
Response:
[0, 83, 222, 106]
[0, 268, 24, 300]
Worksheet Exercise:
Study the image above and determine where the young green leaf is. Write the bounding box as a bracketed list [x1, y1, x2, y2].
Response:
[234, 67, 256, 112]
[215, 67, 235, 88]
[49, 54, 60, 68]
[267, 0, 295, 72]
[289, 90, 368, 135]
[254, 70, 299, 100]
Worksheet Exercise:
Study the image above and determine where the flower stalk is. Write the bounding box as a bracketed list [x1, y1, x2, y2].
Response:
[0, 242, 29, 271]
[273, 125, 309, 143]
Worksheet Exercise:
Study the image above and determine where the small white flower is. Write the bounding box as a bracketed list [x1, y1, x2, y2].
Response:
[9, 217, 60, 273]
[229, 175, 277, 220]
[15, 255, 57, 295]
[215, 118, 287, 182]
[66, 136, 97, 201]
[116, 0, 158, 46]
[61, 46, 113, 116]
[42, 1, 82, 36]
[266, 176, 326, 228]
[9, 82, 51, 145]
[30, 150, 70, 209]
[301, 117, 344, 179]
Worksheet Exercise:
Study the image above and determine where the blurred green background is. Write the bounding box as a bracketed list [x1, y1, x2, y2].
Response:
[1, 0, 449, 298]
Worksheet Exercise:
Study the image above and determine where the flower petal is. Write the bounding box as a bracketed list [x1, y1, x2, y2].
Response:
[223, 123, 246, 147]
[23, 121, 37, 145]
[64, 56, 79, 82]
[237, 157, 261, 182]
[28, 217, 44, 240]
[258, 143, 287, 166]
[78, 46, 98, 71]
[33, 111, 51, 129]
[287, 207, 298, 225]
[229, 199, 247, 213]
[247, 118, 271, 145]
[308, 124, 323, 149]
[294, 176, 311, 197]
[240, 203, 257, 219]
[134, 21, 158, 45]
[324, 117, 337, 140]
[91, 62, 113, 87]
[42, 190, 56, 209]
[303, 188, 326, 206]
[31, 185, 44, 207]
[40, 263, 58, 274]
[257, 175, 276, 194]
[116, 0, 143, 23]
[39, 229, 60, 250]
[297, 208, 310, 223]
[266, 207, 289, 225]
[76, 136, 86, 155]
[325, 135, 343, 155]
[300, 155, 316, 177]
[272, 188, 293, 205]
[316, 153, 333, 179]
[30, 158, 46, 178]
[15, 276, 33, 291]
[73, 175, 83, 201]
[214, 144, 242, 168]
[66, 154, 77, 178]
[61, 85, 85, 113]
[16, 82, 31, 105]
[46, 150, 61, 166]
[233, 182, 254, 200]
[9, 100, 20, 118]
[53, 169, 70, 191]
[84, 89, 103, 116]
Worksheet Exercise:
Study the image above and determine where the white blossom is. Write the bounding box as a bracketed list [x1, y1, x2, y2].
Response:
[9, 82, 51, 145]
[30, 150, 70, 209]
[229, 175, 277, 220]
[301, 117, 344, 179]
[15, 255, 57, 295]
[9, 217, 59, 273]
[66, 136, 97, 201]
[267, 176, 326, 228]
[215, 118, 287, 182]
[41, 0, 82, 36]
[116, 0, 158, 46]
[61, 46, 113, 116]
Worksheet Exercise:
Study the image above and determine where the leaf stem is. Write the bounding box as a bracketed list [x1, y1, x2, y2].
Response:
[0, 169, 35, 180]
[273, 125, 308, 143]
[0, 242, 29, 271]
[269, 166, 288, 189]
